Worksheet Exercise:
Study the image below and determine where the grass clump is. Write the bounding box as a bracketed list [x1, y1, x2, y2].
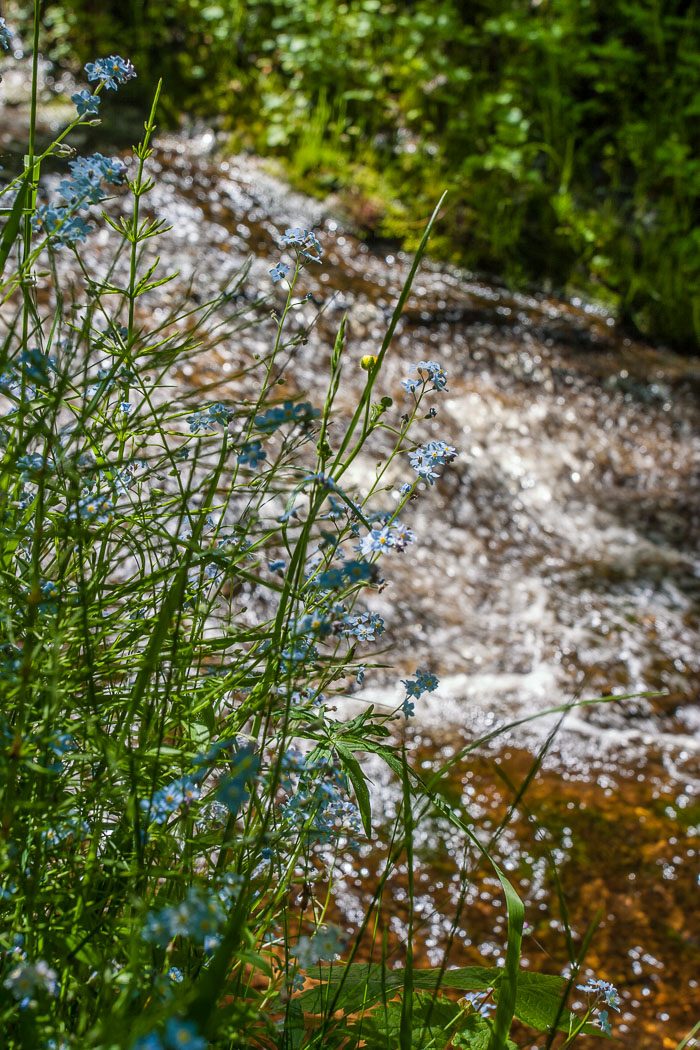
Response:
[0, 13, 629, 1049]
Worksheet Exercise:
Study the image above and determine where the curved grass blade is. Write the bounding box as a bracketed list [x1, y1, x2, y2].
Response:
[0, 179, 29, 280]
[331, 192, 447, 479]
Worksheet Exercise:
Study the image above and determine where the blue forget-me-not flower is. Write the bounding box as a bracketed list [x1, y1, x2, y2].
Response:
[401, 360, 448, 393]
[0, 18, 13, 50]
[269, 261, 290, 283]
[71, 90, 100, 116]
[85, 56, 136, 91]
[164, 1018, 206, 1050]
[237, 441, 266, 468]
[255, 400, 320, 432]
[280, 227, 323, 262]
[577, 978, 620, 1011]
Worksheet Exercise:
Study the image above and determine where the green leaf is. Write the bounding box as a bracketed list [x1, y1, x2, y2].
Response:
[295, 963, 403, 1014]
[413, 967, 499, 993]
[344, 992, 464, 1049]
[335, 743, 372, 837]
[296, 963, 499, 1015]
[492, 971, 603, 1037]
[453, 1014, 497, 1050]
[487, 869, 524, 1050]
[0, 179, 28, 279]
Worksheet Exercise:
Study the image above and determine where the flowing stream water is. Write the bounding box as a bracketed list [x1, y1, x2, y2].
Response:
[2, 78, 699, 1047]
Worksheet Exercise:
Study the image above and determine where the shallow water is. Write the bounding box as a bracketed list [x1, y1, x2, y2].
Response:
[2, 85, 699, 1045]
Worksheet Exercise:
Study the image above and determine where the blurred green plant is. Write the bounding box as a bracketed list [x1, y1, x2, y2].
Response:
[9, 0, 700, 351]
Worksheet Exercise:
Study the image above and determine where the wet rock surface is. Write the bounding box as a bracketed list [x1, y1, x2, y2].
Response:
[2, 90, 699, 1045]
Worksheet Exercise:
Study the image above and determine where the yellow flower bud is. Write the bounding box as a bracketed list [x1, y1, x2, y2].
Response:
[360, 355, 378, 371]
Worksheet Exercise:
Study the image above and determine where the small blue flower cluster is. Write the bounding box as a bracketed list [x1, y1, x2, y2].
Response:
[20, 346, 56, 385]
[401, 668, 439, 719]
[82, 362, 134, 400]
[319, 494, 346, 520]
[16, 454, 46, 482]
[1, 349, 57, 405]
[67, 462, 139, 532]
[142, 887, 224, 950]
[49, 731, 75, 756]
[311, 559, 372, 590]
[3, 953, 59, 1009]
[279, 755, 362, 845]
[41, 812, 88, 849]
[401, 359, 449, 393]
[187, 401, 234, 433]
[140, 776, 200, 826]
[280, 634, 318, 673]
[277, 685, 327, 708]
[255, 400, 320, 432]
[33, 153, 127, 247]
[72, 493, 114, 525]
[358, 520, 415, 556]
[269, 261, 290, 283]
[577, 978, 620, 1035]
[85, 55, 136, 91]
[237, 441, 266, 468]
[310, 567, 343, 589]
[576, 977, 620, 1010]
[279, 227, 323, 262]
[192, 737, 239, 768]
[132, 1018, 206, 1050]
[59, 152, 126, 196]
[291, 925, 347, 968]
[207, 401, 233, 425]
[0, 367, 21, 398]
[0, 17, 12, 50]
[36, 583, 60, 613]
[343, 611, 385, 642]
[408, 440, 457, 484]
[269, 227, 321, 282]
[71, 89, 100, 116]
[403, 668, 439, 699]
[216, 744, 261, 817]
[296, 612, 333, 638]
[277, 747, 309, 790]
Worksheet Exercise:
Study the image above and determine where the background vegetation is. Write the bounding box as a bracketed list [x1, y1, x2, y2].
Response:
[15, 0, 700, 353]
[0, 25, 623, 1044]
[2, 8, 695, 1047]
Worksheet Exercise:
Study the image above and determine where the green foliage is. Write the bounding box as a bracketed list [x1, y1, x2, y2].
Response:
[295, 963, 497, 1012]
[296, 963, 605, 1046]
[13, 0, 700, 351]
[0, 9, 635, 1047]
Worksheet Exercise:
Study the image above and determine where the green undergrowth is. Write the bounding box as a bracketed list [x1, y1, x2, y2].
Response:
[0, 7, 684, 1049]
[9, 0, 700, 352]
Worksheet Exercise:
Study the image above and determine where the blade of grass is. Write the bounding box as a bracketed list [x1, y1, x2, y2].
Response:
[330, 192, 447, 482]
[675, 1019, 700, 1050]
[399, 747, 415, 1050]
[0, 179, 29, 280]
